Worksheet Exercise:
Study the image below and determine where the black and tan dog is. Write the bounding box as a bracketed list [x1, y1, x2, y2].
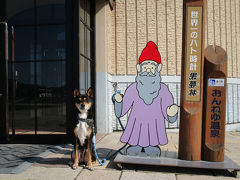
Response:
[72, 88, 96, 170]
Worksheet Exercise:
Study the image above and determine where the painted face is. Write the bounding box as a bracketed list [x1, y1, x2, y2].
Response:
[141, 61, 157, 75]
[136, 61, 162, 105]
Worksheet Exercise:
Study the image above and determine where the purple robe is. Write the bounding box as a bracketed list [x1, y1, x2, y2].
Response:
[120, 82, 174, 147]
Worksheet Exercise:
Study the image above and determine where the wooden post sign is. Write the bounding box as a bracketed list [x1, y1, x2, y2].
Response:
[202, 45, 227, 162]
[185, 6, 203, 102]
[179, 0, 205, 161]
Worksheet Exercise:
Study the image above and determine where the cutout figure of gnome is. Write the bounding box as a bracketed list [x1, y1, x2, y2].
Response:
[113, 41, 178, 156]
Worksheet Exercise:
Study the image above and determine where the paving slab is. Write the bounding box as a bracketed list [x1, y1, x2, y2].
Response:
[0, 144, 59, 174]
[33, 146, 72, 168]
[97, 132, 123, 146]
[120, 171, 176, 180]
[177, 174, 240, 180]
[225, 154, 240, 165]
[76, 169, 121, 180]
[161, 143, 178, 152]
[0, 166, 82, 180]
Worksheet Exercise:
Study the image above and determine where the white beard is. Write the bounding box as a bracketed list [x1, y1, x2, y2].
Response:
[136, 71, 161, 105]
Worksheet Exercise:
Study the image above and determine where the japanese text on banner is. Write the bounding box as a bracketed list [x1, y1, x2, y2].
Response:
[185, 6, 203, 102]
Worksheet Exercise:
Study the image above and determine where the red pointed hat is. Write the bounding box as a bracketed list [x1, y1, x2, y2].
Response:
[139, 41, 161, 64]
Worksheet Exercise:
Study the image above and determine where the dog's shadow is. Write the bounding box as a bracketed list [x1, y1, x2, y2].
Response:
[23, 147, 119, 169]
[20, 148, 72, 167]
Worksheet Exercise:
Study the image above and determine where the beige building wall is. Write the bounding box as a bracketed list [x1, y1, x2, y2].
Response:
[106, 0, 240, 78]
[98, 0, 240, 132]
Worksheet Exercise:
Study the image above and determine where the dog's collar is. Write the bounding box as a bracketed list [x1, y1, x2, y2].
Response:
[78, 112, 87, 119]
[78, 117, 88, 122]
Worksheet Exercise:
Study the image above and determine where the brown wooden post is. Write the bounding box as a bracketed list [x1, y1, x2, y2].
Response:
[178, 0, 205, 161]
[202, 45, 227, 162]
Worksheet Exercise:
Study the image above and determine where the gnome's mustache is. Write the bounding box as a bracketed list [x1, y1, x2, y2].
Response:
[136, 70, 161, 105]
[139, 71, 156, 77]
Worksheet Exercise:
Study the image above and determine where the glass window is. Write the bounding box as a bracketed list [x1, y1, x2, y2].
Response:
[7, 0, 34, 25]
[14, 27, 34, 61]
[86, 60, 91, 89]
[79, 0, 94, 97]
[79, 57, 91, 94]
[7, 0, 67, 135]
[15, 62, 35, 86]
[86, 0, 91, 26]
[86, 29, 91, 59]
[79, 56, 86, 94]
[37, 25, 66, 60]
[79, 0, 85, 21]
[36, 61, 66, 132]
[36, 61, 66, 89]
[79, 22, 85, 55]
[36, 0, 65, 24]
[79, 23, 91, 59]
[79, 0, 91, 26]
[13, 62, 35, 133]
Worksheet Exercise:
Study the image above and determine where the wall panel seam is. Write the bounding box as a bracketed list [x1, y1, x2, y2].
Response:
[114, 8, 117, 75]
[146, 0, 148, 42]
[135, 0, 138, 63]
[165, 0, 168, 75]
[235, 0, 238, 77]
[156, 0, 159, 46]
[219, 0, 222, 47]
[230, 0, 233, 77]
[125, 0, 128, 74]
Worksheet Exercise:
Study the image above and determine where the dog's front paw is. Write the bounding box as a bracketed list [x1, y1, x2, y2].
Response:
[87, 164, 94, 171]
[88, 166, 94, 171]
[72, 164, 78, 170]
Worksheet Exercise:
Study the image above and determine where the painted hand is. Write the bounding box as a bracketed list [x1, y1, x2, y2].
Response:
[114, 93, 123, 103]
[167, 104, 178, 117]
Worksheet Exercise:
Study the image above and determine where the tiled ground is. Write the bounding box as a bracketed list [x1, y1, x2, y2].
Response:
[0, 144, 63, 174]
[0, 132, 239, 179]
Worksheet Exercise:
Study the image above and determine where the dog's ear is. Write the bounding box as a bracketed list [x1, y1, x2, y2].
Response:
[74, 89, 80, 98]
[87, 88, 94, 98]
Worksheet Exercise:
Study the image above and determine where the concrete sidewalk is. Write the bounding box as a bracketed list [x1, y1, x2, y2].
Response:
[0, 132, 239, 180]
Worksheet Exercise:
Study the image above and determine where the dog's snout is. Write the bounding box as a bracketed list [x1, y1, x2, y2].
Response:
[81, 103, 85, 108]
